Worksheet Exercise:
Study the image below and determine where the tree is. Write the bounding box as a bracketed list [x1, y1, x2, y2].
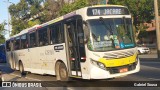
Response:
[59, 0, 89, 16]
[42, 0, 62, 22]
[108, 0, 154, 42]
[0, 22, 6, 44]
[9, 0, 29, 35]
[26, 0, 44, 21]
[108, 0, 154, 25]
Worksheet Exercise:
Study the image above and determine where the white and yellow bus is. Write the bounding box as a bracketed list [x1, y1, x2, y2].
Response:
[6, 5, 140, 81]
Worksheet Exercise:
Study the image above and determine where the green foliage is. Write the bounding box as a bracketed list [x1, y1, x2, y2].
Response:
[0, 22, 6, 44]
[59, 0, 88, 16]
[9, 0, 45, 35]
[26, 0, 43, 17]
[10, 17, 28, 35]
[108, 0, 154, 24]
[9, 0, 29, 35]
[59, 4, 72, 16]
[108, 0, 155, 42]
[28, 19, 41, 27]
[0, 36, 5, 44]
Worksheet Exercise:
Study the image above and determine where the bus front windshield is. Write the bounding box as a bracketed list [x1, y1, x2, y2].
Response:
[87, 18, 135, 52]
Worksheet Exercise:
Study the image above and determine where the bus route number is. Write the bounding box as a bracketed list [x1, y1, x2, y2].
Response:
[92, 9, 122, 16]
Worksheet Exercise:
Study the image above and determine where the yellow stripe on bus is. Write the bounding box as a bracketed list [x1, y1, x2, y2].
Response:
[98, 54, 137, 67]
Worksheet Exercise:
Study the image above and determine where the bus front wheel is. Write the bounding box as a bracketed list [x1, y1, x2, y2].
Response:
[56, 62, 69, 81]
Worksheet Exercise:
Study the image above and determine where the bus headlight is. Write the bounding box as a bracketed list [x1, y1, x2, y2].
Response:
[91, 59, 106, 70]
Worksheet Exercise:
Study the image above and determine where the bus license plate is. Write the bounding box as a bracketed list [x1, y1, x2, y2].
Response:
[119, 68, 128, 73]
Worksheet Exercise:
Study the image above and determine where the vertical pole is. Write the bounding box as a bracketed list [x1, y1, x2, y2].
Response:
[154, 0, 160, 59]
[7, 0, 10, 37]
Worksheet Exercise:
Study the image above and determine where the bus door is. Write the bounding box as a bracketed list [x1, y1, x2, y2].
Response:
[64, 17, 86, 77]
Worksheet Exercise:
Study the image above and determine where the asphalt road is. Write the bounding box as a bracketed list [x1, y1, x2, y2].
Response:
[0, 53, 160, 90]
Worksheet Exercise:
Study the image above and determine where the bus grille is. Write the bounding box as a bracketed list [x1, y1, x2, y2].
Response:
[106, 62, 137, 74]
[103, 50, 135, 59]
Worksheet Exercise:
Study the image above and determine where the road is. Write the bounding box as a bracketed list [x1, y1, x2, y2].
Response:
[0, 53, 160, 90]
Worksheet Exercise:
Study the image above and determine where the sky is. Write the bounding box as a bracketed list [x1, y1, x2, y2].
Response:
[0, 0, 20, 38]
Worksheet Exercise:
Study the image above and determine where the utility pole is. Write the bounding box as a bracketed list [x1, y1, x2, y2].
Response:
[7, 0, 10, 37]
[3, 0, 14, 38]
[154, 0, 160, 59]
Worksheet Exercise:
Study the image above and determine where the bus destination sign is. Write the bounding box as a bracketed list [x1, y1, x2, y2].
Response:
[87, 7, 129, 16]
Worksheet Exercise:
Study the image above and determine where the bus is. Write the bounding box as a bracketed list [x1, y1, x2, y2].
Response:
[5, 5, 140, 81]
[0, 44, 6, 63]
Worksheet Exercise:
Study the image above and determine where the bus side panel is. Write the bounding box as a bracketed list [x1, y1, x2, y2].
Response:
[13, 49, 30, 71]
[32, 43, 68, 75]
[6, 52, 12, 68]
[50, 43, 68, 75]
[21, 43, 68, 75]
[41, 45, 55, 75]
[28, 47, 43, 74]
[13, 50, 19, 70]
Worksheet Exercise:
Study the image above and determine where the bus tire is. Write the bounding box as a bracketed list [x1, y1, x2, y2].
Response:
[55, 61, 61, 81]
[19, 61, 26, 76]
[11, 52, 15, 70]
[58, 62, 69, 81]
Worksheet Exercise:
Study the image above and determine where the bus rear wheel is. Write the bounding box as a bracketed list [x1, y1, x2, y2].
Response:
[58, 62, 69, 81]
[19, 61, 26, 76]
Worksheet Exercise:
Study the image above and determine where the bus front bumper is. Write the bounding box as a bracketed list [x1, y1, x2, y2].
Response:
[90, 60, 140, 79]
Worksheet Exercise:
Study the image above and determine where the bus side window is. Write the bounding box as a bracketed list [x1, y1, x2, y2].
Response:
[29, 32, 37, 48]
[6, 41, 11, 51]
[21, 34, 28, 49]
[58, 24, 64, 43]
[50, 25, 55, 44]
[38, 28, 48, 46]
[14, 37, 20, 50]
[50, 23, 64, 44]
